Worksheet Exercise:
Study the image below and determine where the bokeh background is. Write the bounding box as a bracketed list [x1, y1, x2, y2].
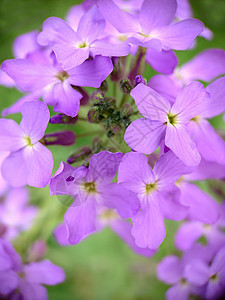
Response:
[0, 0, 225, 299]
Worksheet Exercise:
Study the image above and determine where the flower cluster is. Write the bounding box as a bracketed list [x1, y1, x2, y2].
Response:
[0, 0, 225, 299]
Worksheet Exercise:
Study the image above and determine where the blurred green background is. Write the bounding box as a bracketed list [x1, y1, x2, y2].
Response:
[0, 0, 225, 299]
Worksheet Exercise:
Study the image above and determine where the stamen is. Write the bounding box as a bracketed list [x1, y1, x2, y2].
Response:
[145, 182, 157, 195]
[56, 71, 69, 82]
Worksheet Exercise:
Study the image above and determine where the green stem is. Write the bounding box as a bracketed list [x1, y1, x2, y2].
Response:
[76, 130, 104, 138]
[119, 93, 129, 108]
[113, 82, 118, 98]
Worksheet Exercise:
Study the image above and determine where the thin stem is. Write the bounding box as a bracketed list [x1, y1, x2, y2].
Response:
[113, 82, 118, 98]
[119, 93, 129, 108]
[76, 130, 104, 138]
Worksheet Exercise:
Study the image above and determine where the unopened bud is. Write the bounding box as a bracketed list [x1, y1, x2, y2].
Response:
[121, 103, 133, 117]
[50, 114, 78, 125]
[27, 240, 46, 262]
[120, 79, 133, 94]
[99, 80, 108, 92]
[87, 108, 100, 123]
[110, 57, 122, 81]
[67, 146, 92, 164]
[134, 75, 146, 87]
[41, 131, 76, 146]
[72, 86, 89, 106]
[91, 91, 104, 101]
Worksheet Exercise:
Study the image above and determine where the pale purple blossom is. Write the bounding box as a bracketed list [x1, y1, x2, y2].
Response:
[2, 54, 113, 117]
[125, 82, 210, 166]
[50, 151, 140, 245]
[118, 151, 193, 249]
[0, 238, 65, 299]
[0, 101, 53, 188]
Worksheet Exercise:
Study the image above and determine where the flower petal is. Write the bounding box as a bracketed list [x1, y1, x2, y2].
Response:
[148, 74, 180, 102]
[20, 101, 50, 144]
[24, 260, 65, 285]
[132, 193, 165, 249]
[87, 151, 123, 183]
[180, 182, 220, 224]
[153, 150, 195, 188]
[146, 49, 178, 75]
[65, 197, 96, 244]
[97, 0, 141, 33]
[118, 152, 155, 194]
[204, 76, 225, 119]
[184, 260, 210, 285]
[131, 83, 171, 121]
[179, 49, 225, 83]
[157, 256, 182, 284]
[159, 186, 188, 220]
[98, 183, 140, 219]
[110, 219, 156, 257]
[175, 222, 204, 251]
[68, 56, 113, 88]
[90, 39, 130, 57]
[52, 82, 82, 117]
[77, 5, 105, 44]
[1, 59, 56, 92]
[165, 123, 201, 166]
[0, 119, 26, 152]
[139, 0, 177, 33]
[0, 270, 19, 295]
[124, 119, 166, 154]
[171, 82, 210, 123]
[152, 19, 204, 50]
[24, 142, 53, 188]
[1, 150, 28, 187]
[191, 119, 225, 165]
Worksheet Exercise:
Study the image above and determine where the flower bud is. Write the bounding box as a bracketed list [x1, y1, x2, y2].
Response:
[87, 107, 100, 123]
[49, 114, 78, 125]
[99, 80, 108, 92]
[27, 240, 46, 262]
[72, 86, 89, 106]
[91, 91, 104, 101]
[120, 79, 133, 94]
[134, 75, 146, 87]
[41, 131, 76, 146]
[67, 146, 92, 164]
[121, 103, 133, 117]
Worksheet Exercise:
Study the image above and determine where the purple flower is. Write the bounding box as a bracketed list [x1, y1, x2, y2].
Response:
[149, 49, 225, 101]
[148, 75, 225, 165]
[175, 202, 225, 253]
[0, 238, 65, 299]
[157, 248, 209, 300]
[98, 0, 204, 74]
[2, 54, 113, 117]
[50, 151, 140, 244]
[118, 151, 193, 249]
[0, 101, 53, 188]
[54, 207, 156, 257]
[37, 5, 130, 70]
[175, 177, 220, 225]
[0, 238, 21, 295]
[0, 152, 9, 196]
[125, 82, 210, 166]
[0, 187, 37, 240]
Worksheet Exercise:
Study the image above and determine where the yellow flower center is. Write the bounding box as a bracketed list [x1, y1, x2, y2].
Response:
[24, 135, 33, 147]
[78, 41, 88, 48]
[167, 113, 178, 126]
[145, 182, 157, 195]
[82, 181, 97, 194]
[56, 71, 69, 82]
